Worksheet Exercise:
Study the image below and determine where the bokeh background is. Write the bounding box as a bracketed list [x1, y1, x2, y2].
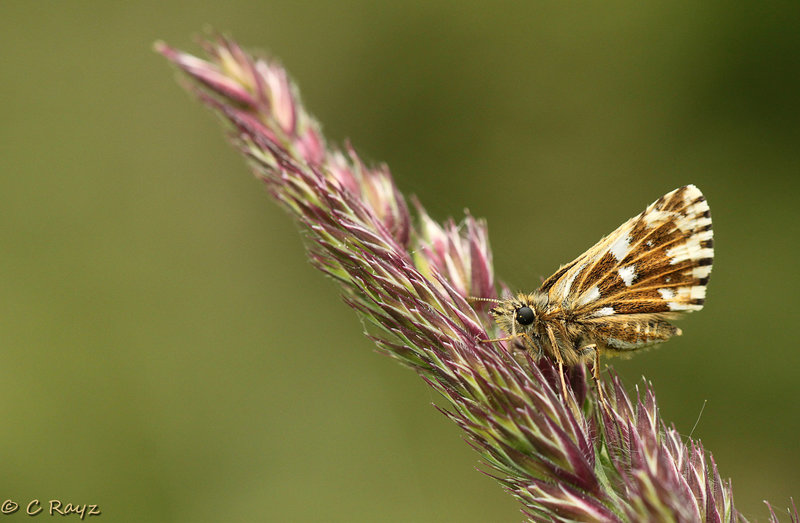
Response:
[2, 2, 799, 521]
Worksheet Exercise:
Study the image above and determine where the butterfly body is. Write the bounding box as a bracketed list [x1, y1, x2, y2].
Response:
[489, 185, 713, 367]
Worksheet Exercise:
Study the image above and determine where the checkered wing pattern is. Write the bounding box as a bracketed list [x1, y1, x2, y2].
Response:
[540, 185, 713, 351]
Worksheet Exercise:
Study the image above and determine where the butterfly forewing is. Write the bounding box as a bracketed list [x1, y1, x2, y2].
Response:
[540, 185, 713, 351]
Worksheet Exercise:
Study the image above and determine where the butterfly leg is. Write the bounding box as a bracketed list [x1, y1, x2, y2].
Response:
[580, 344, 610, 412]
[479, 336, 514, 344]
[544, 325, 571, 403]
[481, 334, 541, 360]
[556, 356, 569, 404]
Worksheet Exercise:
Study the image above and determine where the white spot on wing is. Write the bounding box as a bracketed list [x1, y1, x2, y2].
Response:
[591, 307, 615, 318]
[577, 286, 601, 307]
[617, 265, 636, 286]
[687, 201, 710, 217]
[609, 234, 630, 261]
[665, 235, 713, 265]
[667, 284, 706, 311]
[690, 285, 707, 300]
[658, 288, 675, 300]
[692, 265, 712, 279]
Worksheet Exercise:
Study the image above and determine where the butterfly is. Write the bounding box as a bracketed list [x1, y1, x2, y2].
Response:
[482, 185, 713, 396]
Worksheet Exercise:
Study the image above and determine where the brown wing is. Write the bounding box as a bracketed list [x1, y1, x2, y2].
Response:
[540, 185, 713, 349]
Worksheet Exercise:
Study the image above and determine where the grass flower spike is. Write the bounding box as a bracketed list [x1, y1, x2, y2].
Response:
[157, 34, 796, 522]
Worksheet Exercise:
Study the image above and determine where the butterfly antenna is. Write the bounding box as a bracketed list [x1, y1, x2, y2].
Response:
[467, 296, 503, 305]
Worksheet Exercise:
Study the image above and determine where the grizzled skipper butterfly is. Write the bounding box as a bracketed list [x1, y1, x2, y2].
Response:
[477, 185, 713, 401]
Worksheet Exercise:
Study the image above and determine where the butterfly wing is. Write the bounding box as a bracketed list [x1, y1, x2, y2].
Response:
[540, 185, 713, 351]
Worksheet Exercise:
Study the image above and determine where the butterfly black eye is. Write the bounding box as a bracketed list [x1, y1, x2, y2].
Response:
[515, 306, 535, 326]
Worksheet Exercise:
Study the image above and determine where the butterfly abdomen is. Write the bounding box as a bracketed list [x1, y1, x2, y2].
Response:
[593, 318, 680, 353]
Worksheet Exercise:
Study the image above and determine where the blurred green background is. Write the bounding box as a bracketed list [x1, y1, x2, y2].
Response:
[1, 2, 798, 521]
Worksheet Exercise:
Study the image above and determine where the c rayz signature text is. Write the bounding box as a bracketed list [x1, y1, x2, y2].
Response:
[1, 499, 101, 519]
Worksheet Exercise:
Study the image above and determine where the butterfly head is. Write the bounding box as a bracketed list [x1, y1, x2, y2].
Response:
[488, 292, 548, 340]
